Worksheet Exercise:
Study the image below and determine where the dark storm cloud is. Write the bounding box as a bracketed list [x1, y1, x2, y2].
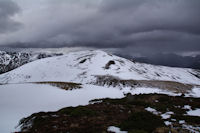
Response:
[1, 0, 200, 54]
[0, 0, 21, 34]
[100, 0, 200, 34]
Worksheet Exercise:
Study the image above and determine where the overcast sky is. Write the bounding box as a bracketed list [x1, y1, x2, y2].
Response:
[0, 0, 200, 55]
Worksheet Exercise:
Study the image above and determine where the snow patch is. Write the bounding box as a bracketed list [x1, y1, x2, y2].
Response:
[187, 108, 200, 117]
[161, 112, 174, 119]
[179, 120, 185, 124]
[164, 121, 172, 126]
[183, 105, 191, 110]
[145, 107, 160, 115]
[107, 126, 127, 133]
[189, 87, 200, 97]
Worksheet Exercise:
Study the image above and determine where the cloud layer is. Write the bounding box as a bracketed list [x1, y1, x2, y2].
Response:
[0, 0, 21, 34]
[0, 0, 200, 54]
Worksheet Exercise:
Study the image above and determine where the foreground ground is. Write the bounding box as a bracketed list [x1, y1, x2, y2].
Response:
[17, 94, 200, 133]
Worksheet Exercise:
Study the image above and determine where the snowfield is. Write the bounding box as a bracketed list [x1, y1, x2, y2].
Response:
[0, 50, 200, 85]
[0, 83, 200, 133]
[0, 50, 200, 132]
[0, 83, 124, 133]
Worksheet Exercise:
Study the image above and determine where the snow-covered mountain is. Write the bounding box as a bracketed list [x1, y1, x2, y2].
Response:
[0, 50, 200, 86]
[1, 50, 200, 133]
[0, 50, 62, 74]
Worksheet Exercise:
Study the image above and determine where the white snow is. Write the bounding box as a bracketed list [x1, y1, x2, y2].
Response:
[179, 120, 185, 124]
[183, 105, 191, 110]
[187, 108, 200, 117]
[1, 50, 200, 132]
[189, 88, 200, 97]
[164, 121, 172, 126]
[183, 105, 200, 117]
[145, 107, 160, 115]
[145, 107, 157, 112]
[107, 126, 127, 133]
[0, 51, 11, 65]
[0, 83, 124, 133]
[171, 119, 176, 121]
[0, 50, 200, 85]
[0, 83, 186, 133]
[182, 124, 200, 133]
[161, 112, 174, 119]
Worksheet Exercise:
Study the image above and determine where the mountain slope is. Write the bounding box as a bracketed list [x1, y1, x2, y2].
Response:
[1, 50, 200, 133]
[0, 50, 200, 86]
[0, 50, 62, 74]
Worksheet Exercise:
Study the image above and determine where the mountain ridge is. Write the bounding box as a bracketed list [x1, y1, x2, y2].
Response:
[0, 50, 200, 87]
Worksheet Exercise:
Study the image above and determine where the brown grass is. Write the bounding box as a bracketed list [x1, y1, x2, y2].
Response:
[94, 75, 197, 93]
[35, 81, 82, 90]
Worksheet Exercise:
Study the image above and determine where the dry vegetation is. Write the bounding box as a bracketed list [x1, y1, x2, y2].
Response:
[35, 81, 82, 90]
[94, 75, 198, 93]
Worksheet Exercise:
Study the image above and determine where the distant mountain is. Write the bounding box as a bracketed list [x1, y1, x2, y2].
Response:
[0, 51, 63, 74]
[117, 53, 200, 70]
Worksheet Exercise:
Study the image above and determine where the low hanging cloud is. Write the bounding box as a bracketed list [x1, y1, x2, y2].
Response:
[0, 0, 200, 54]
[0, 0, 21, 34]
